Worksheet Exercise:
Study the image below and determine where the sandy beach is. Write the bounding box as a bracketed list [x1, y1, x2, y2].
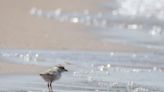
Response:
[0, 0, 163, 92]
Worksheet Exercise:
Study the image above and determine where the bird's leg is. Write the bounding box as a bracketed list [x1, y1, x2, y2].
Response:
[47, 83, 51, 92]
[50, 82, 53, 92]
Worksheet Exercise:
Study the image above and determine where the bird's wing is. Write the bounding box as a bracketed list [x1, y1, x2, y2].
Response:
[48, 69, 59, 75]
[40, 66, 58, 75]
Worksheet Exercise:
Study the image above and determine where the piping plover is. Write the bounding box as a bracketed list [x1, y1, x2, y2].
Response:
[40, 65, 68, 92]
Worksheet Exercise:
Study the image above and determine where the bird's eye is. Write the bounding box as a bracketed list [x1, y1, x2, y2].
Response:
[62, 67, 65, 70]
[59, 66, 64, 69]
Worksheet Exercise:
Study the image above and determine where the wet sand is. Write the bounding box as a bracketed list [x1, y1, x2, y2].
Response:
[0, 57, 163, 92]
[0, 58, 47, 74]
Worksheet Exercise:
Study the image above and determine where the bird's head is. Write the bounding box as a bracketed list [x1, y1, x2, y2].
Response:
[57, 65, 68, 72]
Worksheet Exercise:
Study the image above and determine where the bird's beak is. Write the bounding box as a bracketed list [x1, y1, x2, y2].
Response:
[64, 69, 68, 72]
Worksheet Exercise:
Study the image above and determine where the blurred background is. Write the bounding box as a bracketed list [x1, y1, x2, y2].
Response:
[0, 0, 164, 51]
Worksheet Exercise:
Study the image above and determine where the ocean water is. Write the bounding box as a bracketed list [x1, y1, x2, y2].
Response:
[0, 49, 164, 92]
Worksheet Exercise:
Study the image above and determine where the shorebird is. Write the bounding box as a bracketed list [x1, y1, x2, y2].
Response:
[40, 65, 68, 92]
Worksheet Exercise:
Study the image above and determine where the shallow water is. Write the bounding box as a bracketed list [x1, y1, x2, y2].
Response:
[0, 49, 164, 92]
